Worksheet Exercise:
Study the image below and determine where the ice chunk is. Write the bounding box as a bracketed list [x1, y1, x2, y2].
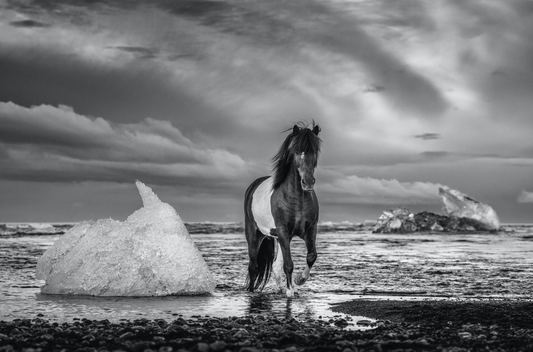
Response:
[373, 205, 499, 233]
[36, 181, 216, 296]
[439, 187, 500, 230]
[373, 208, 416, 233]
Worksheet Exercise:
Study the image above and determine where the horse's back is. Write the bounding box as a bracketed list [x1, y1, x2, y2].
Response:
[245, 176, 269, 202]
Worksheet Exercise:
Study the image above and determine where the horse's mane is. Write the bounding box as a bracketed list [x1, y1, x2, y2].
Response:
[271, 121, 322, 189]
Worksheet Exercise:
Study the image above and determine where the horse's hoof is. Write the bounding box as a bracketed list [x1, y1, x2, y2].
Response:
[294, 273, 307, 286]
[286, 291, 294, 298]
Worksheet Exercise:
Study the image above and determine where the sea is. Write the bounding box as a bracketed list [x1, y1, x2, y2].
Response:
[1, 222, 532, 328]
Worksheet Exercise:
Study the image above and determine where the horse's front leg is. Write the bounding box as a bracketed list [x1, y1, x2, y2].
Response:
[295, 225, 317, 286]
[277, 230, 295, 298]
[272, 239, 284, 293]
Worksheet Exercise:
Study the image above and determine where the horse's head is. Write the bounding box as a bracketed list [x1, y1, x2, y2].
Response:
[290, 125, 319, 191]
[272, 122, 322, 192]
[288, 124, 321, 192]
[294, 151, 317, 191]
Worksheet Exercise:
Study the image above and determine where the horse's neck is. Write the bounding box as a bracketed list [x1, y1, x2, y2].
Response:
[277, 165, 304, 198]
[274, 166, 317, 227]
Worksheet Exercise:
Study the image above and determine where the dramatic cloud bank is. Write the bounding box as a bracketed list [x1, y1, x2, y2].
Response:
[0, 102, 249, 185]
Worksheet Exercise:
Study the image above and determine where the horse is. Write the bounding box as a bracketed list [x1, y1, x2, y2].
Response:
[244, 122, 321, 298]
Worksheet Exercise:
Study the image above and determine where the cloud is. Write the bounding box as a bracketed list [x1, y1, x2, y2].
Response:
[312, 3, 449, 118]
[320, 174, 445, 205]
[363, 85, 386, 93]
[112, 46, 159, 59]
[517, 190, 533, 204]
[160, 0, 294, 45]
[434, 1, 533, 129]
[10, 20, 50, 28]
[415, 133, 441, 140]
[155, 0, 449, 120]
[419, 151, 450, 159]
[0, 102, 250, 186]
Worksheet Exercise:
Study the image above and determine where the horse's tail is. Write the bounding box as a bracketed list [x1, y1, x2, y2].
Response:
[246, 235, 275, 291]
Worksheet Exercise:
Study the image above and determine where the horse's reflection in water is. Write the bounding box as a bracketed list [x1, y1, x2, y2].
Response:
[246, 293, 315, 321]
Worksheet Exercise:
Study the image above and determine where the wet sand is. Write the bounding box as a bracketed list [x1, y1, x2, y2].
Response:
[1, 299, 532, 351]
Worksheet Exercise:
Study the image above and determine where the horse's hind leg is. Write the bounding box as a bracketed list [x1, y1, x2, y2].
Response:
[295, 226, 317, 286]
[245, 226, 262, 291]
[247, 250, 259, 291]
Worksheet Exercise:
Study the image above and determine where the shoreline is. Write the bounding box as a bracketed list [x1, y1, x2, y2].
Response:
[1, 299, 532, 351]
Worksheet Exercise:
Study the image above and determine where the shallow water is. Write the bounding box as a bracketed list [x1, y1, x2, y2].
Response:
[1, 225, 532, 326]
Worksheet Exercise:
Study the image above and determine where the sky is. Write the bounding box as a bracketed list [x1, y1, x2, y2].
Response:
[0, 0, 532, 224]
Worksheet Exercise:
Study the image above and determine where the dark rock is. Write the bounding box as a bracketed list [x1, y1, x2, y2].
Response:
[209, 340, 227, 351]
[373, 208, 497, 233]
[195, 342, 209, 352]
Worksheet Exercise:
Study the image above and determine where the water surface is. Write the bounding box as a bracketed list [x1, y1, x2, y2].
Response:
[1, 225, 532, 326]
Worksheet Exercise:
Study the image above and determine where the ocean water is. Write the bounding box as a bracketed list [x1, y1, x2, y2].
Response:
[1, 223, 532, 326]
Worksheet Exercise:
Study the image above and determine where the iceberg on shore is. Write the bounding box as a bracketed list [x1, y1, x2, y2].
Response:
[373, 187, 501, 233]
[439, 187, 500, 230]
[36, 181, 216, 296]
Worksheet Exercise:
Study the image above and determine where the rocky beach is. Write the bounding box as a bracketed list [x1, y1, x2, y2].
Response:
[1, 299, 532, 351]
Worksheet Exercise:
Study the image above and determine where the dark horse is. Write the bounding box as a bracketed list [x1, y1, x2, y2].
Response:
[244, 122, 321, 298]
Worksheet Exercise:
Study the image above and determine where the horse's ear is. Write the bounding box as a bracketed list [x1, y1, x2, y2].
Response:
[312, 125, 321, 136]
[293, 125, 300, 134]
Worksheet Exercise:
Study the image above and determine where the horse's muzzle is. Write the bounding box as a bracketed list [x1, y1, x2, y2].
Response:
[301, 178, 315, 192]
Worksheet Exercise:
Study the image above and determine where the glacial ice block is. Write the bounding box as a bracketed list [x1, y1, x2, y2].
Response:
[36, 181, 216, 296]
[439, 187, 501, 230]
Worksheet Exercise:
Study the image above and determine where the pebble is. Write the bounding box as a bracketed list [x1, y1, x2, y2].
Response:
[196, 342, 210, 352]
[209, 340, 227, 351]
[356, 319, 372, 326]
[458, 331, 472, 339]
[119, 331, 134, 339]
[239, 347, 258, 352]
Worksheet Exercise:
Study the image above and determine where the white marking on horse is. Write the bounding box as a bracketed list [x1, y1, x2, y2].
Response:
[251, 177, 275, 236]
[272, 240, 284, 291]
[272, 239, 298, 296]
